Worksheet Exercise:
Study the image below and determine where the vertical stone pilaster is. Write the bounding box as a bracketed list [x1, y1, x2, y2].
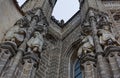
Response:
[20, 59, 36, 78]
[48, 48, 60, 78]
[97, 55, 113, 78]
[0, 49, 11, 75]
[59, 57, 69, 78]
[116, 52, 120, 68]
[4, 51, 23, 78]
[83, 61, 96, 78]
[36, 51, 50, 78]
[108, 52, 120, 78]
[80, 53, 97, 78]
[88, 9, 113, 78]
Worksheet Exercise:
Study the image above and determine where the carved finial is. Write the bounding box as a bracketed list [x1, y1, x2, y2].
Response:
[60, 19, 64, 26]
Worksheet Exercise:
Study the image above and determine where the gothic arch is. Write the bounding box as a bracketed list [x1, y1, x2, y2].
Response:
[60, 38, 83, 78]
[64, 38, 83, 58]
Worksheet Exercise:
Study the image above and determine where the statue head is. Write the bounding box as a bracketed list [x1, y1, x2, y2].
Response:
[34, 31, 41, 37]
[82, 21, 92, 35]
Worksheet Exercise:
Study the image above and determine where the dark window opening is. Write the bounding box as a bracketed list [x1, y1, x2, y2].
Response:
[74, 60, 82, 78]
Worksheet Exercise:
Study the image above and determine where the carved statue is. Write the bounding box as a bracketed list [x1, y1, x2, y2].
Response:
[96, 13, 111, 27]
[77, 35, 94, 58]
[4, 25, 26, 46]
[14, 17, 29, 29]
[81, 21, 92, 35]
[97, 25, 120, 48]
[27, 31, 44, 53]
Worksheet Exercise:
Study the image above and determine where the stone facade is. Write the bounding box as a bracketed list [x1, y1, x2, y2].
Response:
[0, 0, 120, 78]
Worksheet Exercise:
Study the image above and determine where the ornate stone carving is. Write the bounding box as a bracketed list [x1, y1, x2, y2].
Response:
[88, 9, 113, 78]
[21, 52, 39, 78]
[4, 18, 28, 46]
[27, 31, 44, 53]
[96, 13, 111, 27]
[77, 35, 94, 58]
[81, 21, 92, 35]
[0, 8, 49, 78]
[97, 25, 120, 49]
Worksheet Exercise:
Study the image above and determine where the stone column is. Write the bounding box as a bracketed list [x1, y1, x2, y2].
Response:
[0, 41, 17, 75]
[105, 46, 120, 78]
[116, 52, 120, 68]
[83, 61, 96, 78]
[20, 54, 38, 78]
[1, 9, 42, 78]
[108, 53, 120, 78]
[88, 9, 113, 78]
[97, 54, 113, 78]
[81, 55, 97, 78]
[0, 48, 11, 75]
[4, 50, 23, 78]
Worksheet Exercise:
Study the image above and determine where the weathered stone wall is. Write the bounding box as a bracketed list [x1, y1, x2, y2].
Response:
[0, 0, 22, 42]
[35, 50, 50, 78]
[62, 25, 81, 55]
[35, 37, 61, 78]
[22, 0, 45, 12]
[22, 0, 55, 19]
[1, 0, 120, 78]
[58, 25, 82, 78]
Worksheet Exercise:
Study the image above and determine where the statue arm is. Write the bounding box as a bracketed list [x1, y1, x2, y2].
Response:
[27, 37, 34, 47]
[99, 36, 105, 45]
[77, 46, 83, 57]
[82, 37, 87, 43]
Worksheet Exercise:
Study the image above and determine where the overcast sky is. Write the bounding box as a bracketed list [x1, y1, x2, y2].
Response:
[17, 0, 26, 6]
[17, 0, 79, 22]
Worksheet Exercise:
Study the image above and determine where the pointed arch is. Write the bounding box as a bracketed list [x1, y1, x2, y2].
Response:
[60, 38, 83, 78]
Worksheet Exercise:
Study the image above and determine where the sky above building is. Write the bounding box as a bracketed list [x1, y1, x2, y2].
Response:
[17, 0, 26, 6]
[52, 0, 79, 22]
[17, 0, 79, 22]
